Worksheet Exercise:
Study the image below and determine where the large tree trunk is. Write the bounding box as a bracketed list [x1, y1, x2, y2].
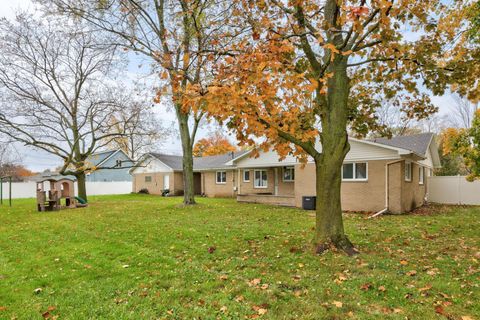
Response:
[177, 110, 196, 205]
[76, 172, 87, 203]
[313, 57, 358, 255]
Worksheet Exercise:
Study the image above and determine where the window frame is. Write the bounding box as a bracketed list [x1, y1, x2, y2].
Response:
[243, 169, 250, 182]
[419, 166, 424, 185]
[216, 171, 227, 184]
[145, 176, 152, 183]
[405, 161, 412, 182]
[282, 166, 295, 182]
[341, 162, 368, 181]
[254, 169, 268, 188]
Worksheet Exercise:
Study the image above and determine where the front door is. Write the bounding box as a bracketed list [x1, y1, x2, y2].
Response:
[163, 174, 170, 190]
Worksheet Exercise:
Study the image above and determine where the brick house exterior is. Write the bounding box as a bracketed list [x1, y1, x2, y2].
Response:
[130, 133, 440, 214]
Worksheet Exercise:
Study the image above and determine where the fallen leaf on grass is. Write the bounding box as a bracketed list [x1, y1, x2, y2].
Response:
[260, 284, 269, 290]
[252, 305, 269, 316]
[34, 288, 43, 294]
[219, 275, 228, 281]
[234, 295, 244, 302]
[208, 246, 216, 253]
[249, 278, 262, 287]
[332, 301, 343, 308]
[400, 259, 408, 265]
[461, 316, 474, 320]
[0, 306, 6, 311]
[406, 270, 417, 276]
[418, 284, 432, 292]
[434, 305, 450, 318]
[378, 286, 386, 292]
[360, 283, 372, 291]
[220, 306, 228, 313]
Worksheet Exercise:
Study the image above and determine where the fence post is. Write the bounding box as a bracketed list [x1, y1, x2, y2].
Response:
[458, 174, 462, 205]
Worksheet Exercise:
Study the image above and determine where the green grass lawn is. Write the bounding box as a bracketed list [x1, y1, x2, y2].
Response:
[0, 195, 479, 319]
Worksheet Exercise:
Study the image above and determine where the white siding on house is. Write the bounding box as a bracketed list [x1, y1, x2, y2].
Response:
[345, 140, 400, 161]
[234, 139, 401, 168]
[235, 151, 297, 168]
[130, 157, 173, 174]
[419, 149, 433, 168]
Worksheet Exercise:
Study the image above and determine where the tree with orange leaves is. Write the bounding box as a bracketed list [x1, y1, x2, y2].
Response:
[442, 110, 480, 181]
[201, 0, 480, 254]
[193, 133, 237, 157]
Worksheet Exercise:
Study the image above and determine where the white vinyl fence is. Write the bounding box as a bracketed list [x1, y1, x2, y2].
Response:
[428, 176, 480, 205]
[0, 181, 132, 199]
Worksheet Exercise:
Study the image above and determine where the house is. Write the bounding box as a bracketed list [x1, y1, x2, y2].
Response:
[130, 152, 248, 196]
[130, 133, 441, 213]
[85, 149, 133, 182]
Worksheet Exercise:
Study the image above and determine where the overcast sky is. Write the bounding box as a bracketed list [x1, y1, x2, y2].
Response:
[0, 0, 457, 171]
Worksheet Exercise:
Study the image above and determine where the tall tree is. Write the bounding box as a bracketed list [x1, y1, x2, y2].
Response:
[106, 89, 166, 160]
[442, 110, 480, 181]
[204, 1, 479, 254]
[193, 133, 237, 157]
[448, 94, 479, 128]
[0, 14, 131, 201]
[42, 0, 236, 205]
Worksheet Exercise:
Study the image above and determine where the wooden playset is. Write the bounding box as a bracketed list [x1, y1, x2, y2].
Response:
[36, 176, 85, 212]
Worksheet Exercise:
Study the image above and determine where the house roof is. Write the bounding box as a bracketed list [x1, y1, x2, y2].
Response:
[135, 150, 250, 172]
[371, 133, 434, 158]
[193, 150, 249, 170]
[87, 150, 117, 167]
[149, 153, 184, 171]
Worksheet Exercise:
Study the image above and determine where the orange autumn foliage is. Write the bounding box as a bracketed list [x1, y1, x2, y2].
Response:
[193, 133, 237, 157]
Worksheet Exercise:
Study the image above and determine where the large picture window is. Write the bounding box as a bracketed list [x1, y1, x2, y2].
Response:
[342, 162, 368, 181]
[254, 170, 268, 188]
[283, 167, 295, 182]
[216, 171, 227, 184]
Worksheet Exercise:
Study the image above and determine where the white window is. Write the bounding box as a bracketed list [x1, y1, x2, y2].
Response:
[243, 170, 250, 182]
[419, 166, 424, 185]
[283, 167, 295, 182]
[254, 170, 268, 188]
[145, 176, 152, 183]
[216, 171, 227, 184]
[342, 162, 368, 181]
[405, 162, 412, 182]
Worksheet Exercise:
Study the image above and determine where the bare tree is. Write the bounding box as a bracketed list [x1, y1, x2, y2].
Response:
[106, 89, 167, 160]
[40, 0, 238, 205]
[0, 14, 132, 201]
[0, 136, 21, 176]
[448, 94, 479, 128]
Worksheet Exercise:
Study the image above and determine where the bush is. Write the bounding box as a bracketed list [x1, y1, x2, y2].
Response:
[138, 188, 149, 194]
[161, 189, 170, 197]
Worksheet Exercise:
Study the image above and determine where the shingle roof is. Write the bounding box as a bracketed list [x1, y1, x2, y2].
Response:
[150, 153, 184, 170]
[193, 150, 249, 170]
[371, 132, 434, 157]
[148, 150, 250, 171]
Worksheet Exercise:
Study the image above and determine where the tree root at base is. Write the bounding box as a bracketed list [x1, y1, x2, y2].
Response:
[314, 235, 359, 256]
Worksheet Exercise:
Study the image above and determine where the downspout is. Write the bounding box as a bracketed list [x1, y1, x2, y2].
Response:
[369, 159, 404, 219]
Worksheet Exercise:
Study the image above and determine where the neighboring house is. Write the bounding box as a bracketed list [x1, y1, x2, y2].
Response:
[86, 150, 133, 182]
[130, 133, 441, 213]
